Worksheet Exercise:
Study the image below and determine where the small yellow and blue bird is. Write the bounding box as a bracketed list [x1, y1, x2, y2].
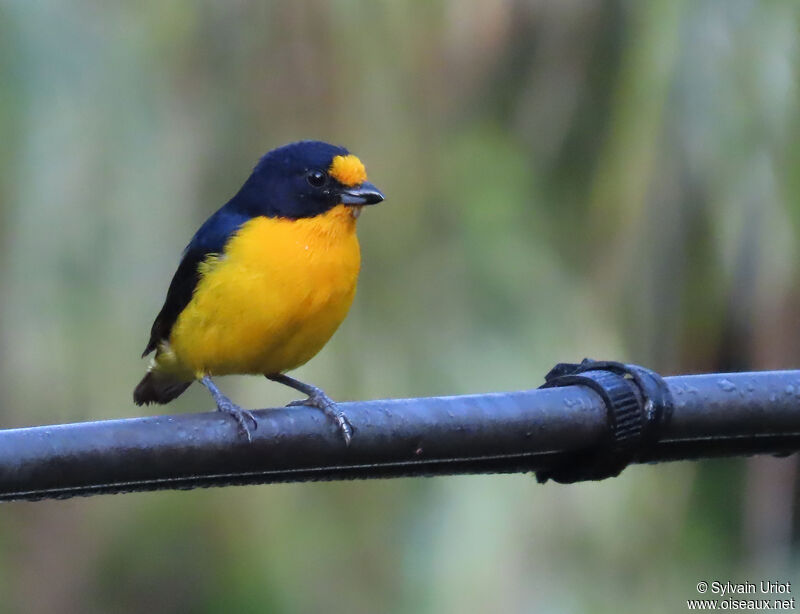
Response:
[134, 141, 384, 443]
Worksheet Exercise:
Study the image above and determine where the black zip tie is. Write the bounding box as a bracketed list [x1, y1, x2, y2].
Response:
[535, 359, 673, 484]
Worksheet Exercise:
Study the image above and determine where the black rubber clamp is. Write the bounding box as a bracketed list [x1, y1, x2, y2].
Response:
[535, 359, 673, 484]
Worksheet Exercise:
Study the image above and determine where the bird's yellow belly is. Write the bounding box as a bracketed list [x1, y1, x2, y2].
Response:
[167, 206, 360, 377]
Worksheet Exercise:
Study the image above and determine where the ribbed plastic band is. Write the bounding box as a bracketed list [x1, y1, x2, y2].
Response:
[535, 359, 672, 483]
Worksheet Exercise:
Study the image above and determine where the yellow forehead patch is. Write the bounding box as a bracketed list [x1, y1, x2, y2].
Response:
[329, 154, 367, 187]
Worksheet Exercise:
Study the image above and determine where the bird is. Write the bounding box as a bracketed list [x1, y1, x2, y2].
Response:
[133, 140, 385, 444]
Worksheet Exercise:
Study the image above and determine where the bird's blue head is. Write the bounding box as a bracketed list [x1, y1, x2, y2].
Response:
[231, 141, 384, 219]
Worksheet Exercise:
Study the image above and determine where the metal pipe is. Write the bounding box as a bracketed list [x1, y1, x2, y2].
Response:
[0, 370, 799, 501]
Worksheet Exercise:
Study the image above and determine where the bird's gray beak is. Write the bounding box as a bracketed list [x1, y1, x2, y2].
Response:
[340, 181, 385, 205]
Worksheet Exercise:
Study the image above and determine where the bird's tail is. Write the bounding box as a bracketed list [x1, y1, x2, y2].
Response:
[133, 370, 192, 405]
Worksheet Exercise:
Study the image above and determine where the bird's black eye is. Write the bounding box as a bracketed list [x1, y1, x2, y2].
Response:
[306, 169, 327, 188]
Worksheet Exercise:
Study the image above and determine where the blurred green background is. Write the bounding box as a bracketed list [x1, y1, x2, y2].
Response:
[1, 1, 799, 612]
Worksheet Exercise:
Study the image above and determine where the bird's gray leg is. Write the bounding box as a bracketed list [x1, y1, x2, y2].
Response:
[200, 376, 257, 442]
[266, 373, 353, 445]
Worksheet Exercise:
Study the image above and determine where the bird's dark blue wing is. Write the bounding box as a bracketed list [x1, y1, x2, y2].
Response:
[142, 206, 250, 357]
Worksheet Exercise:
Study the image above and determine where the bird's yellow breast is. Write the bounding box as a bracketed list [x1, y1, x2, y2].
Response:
[167, 205, 361, 377]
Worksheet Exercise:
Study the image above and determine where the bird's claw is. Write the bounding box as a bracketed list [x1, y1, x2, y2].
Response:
[217, 402, 258, 442]
[287, 393, 353, 446]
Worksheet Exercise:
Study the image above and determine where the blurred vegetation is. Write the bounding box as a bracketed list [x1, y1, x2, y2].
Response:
[1, 1, 799, 612]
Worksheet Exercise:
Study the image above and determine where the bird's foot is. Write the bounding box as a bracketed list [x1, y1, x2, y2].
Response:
[288, 388, 353, 446]
[200, 375, 257, 442]
[216, 399, 258, 443]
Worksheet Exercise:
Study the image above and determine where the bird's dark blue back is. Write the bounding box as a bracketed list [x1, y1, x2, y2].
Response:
[142, 206, 249, 356]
